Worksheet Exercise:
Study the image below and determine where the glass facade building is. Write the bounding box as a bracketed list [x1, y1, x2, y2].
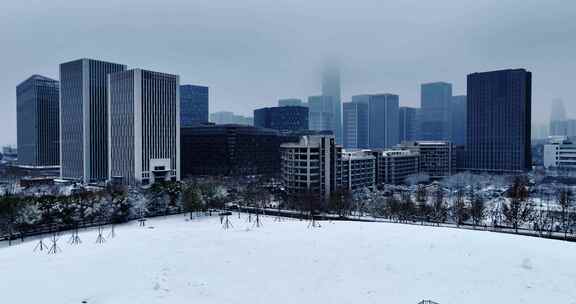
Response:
[342, 101, 369, 149]
[419, 82, 453, 141]
[308, 95, 335, 133]
[60, 58, 126, 183]
[352, 94, 399, 149]
[16, 75, 60, 167]
[254, 106, 308, 133]
[465, 69, 532, 173]
[399, 106, 418, 143]
[180, 85, 208, 127]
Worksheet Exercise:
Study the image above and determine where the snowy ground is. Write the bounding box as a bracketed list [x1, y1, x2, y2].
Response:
[1, 214, 576, 304]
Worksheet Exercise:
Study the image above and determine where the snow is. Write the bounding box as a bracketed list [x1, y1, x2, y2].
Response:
[1, 214, 576, 304]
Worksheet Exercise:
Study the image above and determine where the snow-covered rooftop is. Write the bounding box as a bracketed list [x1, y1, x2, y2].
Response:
[1, 215, 575, 303]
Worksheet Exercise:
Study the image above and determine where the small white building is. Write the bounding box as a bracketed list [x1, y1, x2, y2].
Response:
[543, 137, 576, 170]
[372, 149, 420, 185]
[340, 150, 376, 191]
[400, 141, 455, 179]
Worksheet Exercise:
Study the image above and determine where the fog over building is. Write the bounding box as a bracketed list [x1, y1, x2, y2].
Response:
[549, 98, 568, 136]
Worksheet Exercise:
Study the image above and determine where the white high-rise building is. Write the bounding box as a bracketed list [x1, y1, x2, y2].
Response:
[108, 69, 180, 186]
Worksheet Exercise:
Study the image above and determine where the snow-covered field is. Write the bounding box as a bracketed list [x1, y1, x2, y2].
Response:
[1, 214, 576, 304]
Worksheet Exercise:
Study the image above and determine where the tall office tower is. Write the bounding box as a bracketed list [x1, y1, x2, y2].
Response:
[321, 62, 342, 144]
[399, 106, 418, 143]
[278, 98, 303, 107]
[342, 101, 369, 149]
[180, 85, 208, 127]
[352, 94, 399, 149]
[16, 75, 60, 167]
[108, 69, 180, 185]
[451, 95, 467, 146]
[60, 59, 126, 183]
[549, 98, 567, 136]
[419, 82, 453, 140]
[308, 95, 335, 133]
[254, 106, 308, 132]
[466, 69, 532, 173]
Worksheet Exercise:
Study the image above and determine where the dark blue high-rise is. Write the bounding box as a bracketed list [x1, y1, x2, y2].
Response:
[180, 85, 209, 127]
[16, 75, 60, 167]
[465, 69, 532, 173]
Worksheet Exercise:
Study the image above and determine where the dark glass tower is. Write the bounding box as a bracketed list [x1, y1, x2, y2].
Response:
[254, 106, 308, 132]
[465, 69, 532, 173]
[60, 58, 126, 183]
[180, 85, 209, 127]
[16, 75, 60, 167]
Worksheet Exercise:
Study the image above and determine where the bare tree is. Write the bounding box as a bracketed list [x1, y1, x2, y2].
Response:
[502, 176, 533, 233]
[557, 186, 573, 240]
[451, 190, 467, 227]
[469, 193, 486, 229]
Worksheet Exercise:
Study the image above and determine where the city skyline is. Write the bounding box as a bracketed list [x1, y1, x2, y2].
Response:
[1, 0, 575, 146]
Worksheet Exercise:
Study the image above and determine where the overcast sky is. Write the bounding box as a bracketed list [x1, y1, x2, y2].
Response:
[1, 0, 575, 146]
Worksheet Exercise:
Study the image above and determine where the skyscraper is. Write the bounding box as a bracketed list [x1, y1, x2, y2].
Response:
[308, 95, 335, 133]
[466, 69, 532, 173]
[451, 95, 467, 146]
[342, 101, 369, 149]
[549, 98, 567, 136]
[60, 58, 126, 183]
[321, 62, 342, 144]
[16, 75, 60, 167]
[419, 82, 452, 140]
[352, 94, 399, 149]
[108, 69, 180, 185]
[254, 106, 308, 132]
[399, 106, 418, 143]
[180, 85, 208, 127]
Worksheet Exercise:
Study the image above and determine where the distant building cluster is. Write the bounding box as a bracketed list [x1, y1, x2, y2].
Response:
[14, 57, 533, 193]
